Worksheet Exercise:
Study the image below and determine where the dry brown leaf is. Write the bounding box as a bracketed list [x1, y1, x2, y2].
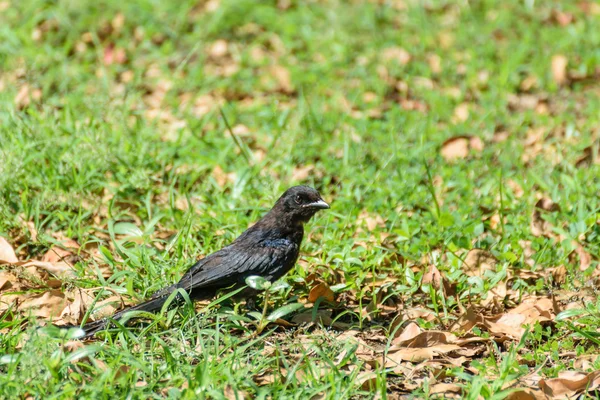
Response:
[440, 136, 484, 161]
[422, 264, 455, 296]
[386, 329, 486, 364]
[0, 237, 18, 263]
[386, 344, 461, 364]
[103, 45, 127, 65]
[42, 240, 78, 264]
[382, 47, 411, 65]
[355, 371, 378, 391]
[208, 39, 229, 59]
[393, 321, 421, 342]
[575, 143, 600, 168]
[483, 297, 556, 339]
[531, 198, 560, 237]
[422, 265, 443, 290]
[357, 210, 386, 231]
[551, 54, 569, 86]
[224, 384, 246, 400]
[551, 9, 574, 26]
[21, 260, 75, 278]
[58, 289, 97, 325]
[14, 84, 42, 109]
[453, 103, 470, 122]
[463, 249, 497, 277]
[308, 282, 334, 303]
[430, 383, 462, 396]
[89, 295, 126, 320]
[550, 265, 567, 284]
[539, 370, 600, 398]
[270, 65, 294, 94]
[212, 166, 237, 187]
[292, 165, 315, 181]
[506, 388, 547, 400]
[18, 290, 67, 319]
[427, 54, 442, 74]
[570, 244, 592, 271]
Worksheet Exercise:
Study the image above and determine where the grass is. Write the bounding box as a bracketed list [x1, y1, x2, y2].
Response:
[1, 0, 600, 398]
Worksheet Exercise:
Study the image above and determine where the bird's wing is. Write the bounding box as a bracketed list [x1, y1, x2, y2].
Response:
[176, 238, 298, 292]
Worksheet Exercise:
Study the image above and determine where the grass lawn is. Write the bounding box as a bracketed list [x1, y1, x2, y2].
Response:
[1, 0, 600, 398]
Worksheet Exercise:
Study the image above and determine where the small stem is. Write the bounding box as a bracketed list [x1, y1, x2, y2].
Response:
[257, 290, 270, 334]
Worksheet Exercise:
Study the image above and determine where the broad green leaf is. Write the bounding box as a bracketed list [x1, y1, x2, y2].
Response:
[267, 303, 305, 322]
[245, 275, 271, 290]
[555, 308, 587, 321]
[247, 311, 263, 321]
[64, 345, 102, 363]
[0, 354, 19, 365]
[270, 281, 291, 291]
[113, 222, 143, 237]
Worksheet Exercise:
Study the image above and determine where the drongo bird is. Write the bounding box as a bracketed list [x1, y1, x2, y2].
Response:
[70, 185, 329, 337]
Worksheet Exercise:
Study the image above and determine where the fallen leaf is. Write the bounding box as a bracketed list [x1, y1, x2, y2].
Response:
[58, 289, 96, 325]
[18, 290, 67, 319]
[308, 282, 335, 303]
[21, 260, 75, 278]
[386, 344, 461, 364]
[575, 143, 600, 168]
[539, 370, 600, 398]
[212, 166, 237, 187]
[463, 249, 497, 277]
[270, 65, 294, 94]
[0, 237, 18, 263]
[551, 55, 568, 86]
[382, 47, 411, 65]
[208, 39, 228, 59]
[506, 388, 547, 400]
[440, 136, 484, 161]
[292, 165, 315, 181]
[550, 265, 567, 284]
[356, 371, 378, 391]
[357, 210, 386, 231]
[531, 198, 560, 237]
[393, 321, 421, 342]
[551, 10, 574, 26]
[482, 297, 557, 339]
[453, 103, 470, 122]
[224, 384, 246, 400]
[570, 243, 592, 271]
[427, 54, 442, 74]
[421, 264, 455, 296]
[430, 383, 462, 396]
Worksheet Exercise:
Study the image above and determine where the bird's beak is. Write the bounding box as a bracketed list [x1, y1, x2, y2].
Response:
[304, 199, 330, 209]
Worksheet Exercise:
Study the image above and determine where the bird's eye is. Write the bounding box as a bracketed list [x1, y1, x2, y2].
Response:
[294, 195, 302, 204]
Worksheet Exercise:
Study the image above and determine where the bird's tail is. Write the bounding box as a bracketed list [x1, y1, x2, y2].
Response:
[75, 286, 182, 338]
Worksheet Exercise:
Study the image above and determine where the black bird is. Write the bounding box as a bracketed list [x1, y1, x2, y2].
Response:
[73, 185, 329, 337]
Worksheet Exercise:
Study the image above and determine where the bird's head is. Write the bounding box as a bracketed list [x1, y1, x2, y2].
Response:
[276, 185, 329, 224]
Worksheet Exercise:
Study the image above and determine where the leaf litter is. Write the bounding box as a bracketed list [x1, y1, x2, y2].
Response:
[1, 138, 598, 396]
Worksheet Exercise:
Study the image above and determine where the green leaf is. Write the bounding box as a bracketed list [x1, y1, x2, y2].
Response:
[555, 308, 587, 321]
[245, 275, 271, 290]
[0, 354, 19, 365]
[247, 311, 263, 321]
[267, 303, 305, 322]
[64, 345, 102, 363]
[40, 325, 86, 340]
[113, 222, 143, 237]
[270, 281, 291, 291]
